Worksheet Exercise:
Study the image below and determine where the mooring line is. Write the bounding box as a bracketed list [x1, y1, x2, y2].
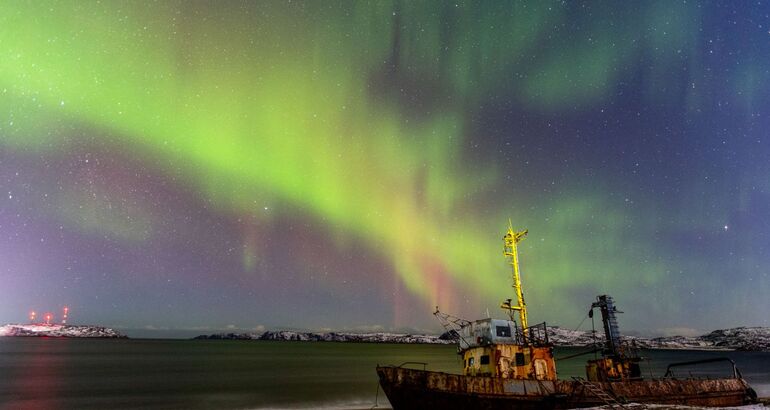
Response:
[370, 379, 381, 409]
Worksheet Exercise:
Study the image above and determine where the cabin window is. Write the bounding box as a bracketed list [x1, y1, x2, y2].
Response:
[495, 325, 511, 337]
[515, 352, 525, 366]
[469, 357, 475, 366]
[480, 355, 490, 365]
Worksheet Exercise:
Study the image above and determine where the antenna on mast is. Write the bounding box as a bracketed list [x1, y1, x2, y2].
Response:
[500, 220, 529, 338]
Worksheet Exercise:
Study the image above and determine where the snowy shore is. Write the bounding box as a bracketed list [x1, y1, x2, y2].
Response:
[195, 330, 451, 344]
[0, 324, 126, 338]
[548, 326, 770, 351]
[195, 326, 770, 351]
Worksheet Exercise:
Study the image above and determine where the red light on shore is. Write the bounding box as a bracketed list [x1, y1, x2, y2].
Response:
[62, 306, 69, 324]
[29, 311, 36, 323]
[44, 312, 53, 325]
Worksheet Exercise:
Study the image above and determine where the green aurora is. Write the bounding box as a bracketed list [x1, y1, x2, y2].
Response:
[1, 1, 769, 334]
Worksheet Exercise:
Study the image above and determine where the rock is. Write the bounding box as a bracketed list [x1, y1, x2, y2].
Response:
[700, 327, 770, 351]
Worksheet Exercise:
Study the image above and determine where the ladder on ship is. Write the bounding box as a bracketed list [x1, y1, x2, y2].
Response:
[571, 377, 632, 409]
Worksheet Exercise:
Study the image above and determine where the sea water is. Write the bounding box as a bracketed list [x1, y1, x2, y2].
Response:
[0, 338, 768, 409]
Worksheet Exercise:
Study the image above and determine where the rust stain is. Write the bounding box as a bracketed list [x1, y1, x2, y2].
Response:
[377, 366, 755, 409]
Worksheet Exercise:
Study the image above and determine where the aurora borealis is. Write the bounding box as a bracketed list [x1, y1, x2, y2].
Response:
[1, 1, 769, 337]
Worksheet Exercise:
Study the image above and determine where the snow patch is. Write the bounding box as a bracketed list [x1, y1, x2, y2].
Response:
[0, 324, 126, 338]
[193, 326, 770, 351]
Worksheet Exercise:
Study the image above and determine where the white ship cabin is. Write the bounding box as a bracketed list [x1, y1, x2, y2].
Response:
[457, 318, 556, 380]
[458, 318, 518, 348]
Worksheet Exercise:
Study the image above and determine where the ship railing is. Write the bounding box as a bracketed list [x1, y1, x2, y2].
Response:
[663, 357, 742, 379]
[396, 361, 428, 370]
[518, 322, 550, 346]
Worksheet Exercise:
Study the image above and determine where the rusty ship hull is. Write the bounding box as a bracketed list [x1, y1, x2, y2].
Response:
[377, 366, 754, 410]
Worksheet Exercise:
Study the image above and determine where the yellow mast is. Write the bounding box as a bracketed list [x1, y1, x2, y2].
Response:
[500, 220, 529, 337]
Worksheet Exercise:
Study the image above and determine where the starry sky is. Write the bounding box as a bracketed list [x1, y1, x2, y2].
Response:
[1, 1, 769, 338]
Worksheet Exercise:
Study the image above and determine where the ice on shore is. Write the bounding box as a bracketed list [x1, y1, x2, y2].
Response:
[0, 323, 126, 338]
[193, 326, 770, 351]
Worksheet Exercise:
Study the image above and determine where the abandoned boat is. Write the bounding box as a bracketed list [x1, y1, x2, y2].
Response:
[376, 224, 758, 409]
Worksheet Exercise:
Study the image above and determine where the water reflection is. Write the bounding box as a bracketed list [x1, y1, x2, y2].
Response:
[1, 337, 67, 409]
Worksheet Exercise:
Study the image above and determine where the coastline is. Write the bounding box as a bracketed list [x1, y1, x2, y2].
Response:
[0, 324, 126, 338]
[191, 326, 770, 352]
[2, 323, 768, 352]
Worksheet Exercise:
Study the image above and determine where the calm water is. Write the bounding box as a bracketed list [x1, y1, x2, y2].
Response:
[0, 338, 768, 409]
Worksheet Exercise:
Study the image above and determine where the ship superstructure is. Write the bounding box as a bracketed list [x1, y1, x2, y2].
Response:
[585, 295, 642, 381]
[435, 223, 555, 380]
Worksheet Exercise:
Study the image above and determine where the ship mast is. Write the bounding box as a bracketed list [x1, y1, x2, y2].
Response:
[500, 220, 529, 337]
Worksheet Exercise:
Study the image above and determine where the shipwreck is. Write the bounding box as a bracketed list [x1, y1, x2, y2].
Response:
[376, 224, 758, 409]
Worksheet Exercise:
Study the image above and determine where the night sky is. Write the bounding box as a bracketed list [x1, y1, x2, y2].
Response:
[1, 1, 769, 338]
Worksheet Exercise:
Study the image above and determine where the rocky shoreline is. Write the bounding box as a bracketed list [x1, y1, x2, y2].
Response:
[194, 330, 450, 344]
[547, 326, 770, 351]
[4, 322, 766, 349]
[194, 326, 770, 351]
[0, 324, 126, 338]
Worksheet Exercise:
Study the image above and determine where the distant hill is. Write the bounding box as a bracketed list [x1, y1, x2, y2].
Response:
[549, 326, 770, 351]
[194, 326, 770, 351]
[194, 330, 453, 344]
[0, 324, 126, 338]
